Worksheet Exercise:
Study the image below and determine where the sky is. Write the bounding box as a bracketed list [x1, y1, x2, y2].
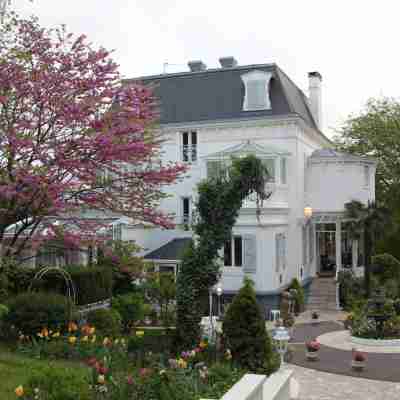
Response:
[13, 0, 400, 138]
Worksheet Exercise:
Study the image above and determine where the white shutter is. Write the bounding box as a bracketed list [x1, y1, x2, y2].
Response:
[247, 80, 266, 109]
[243, 234, 257, 273]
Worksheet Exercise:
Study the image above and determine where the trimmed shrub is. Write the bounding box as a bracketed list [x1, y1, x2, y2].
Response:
[222, 279, 279, 374]
[288, 278, 305, 314]
[6, 292, 74, 335]
[86, 308, 122, 336]
[112, 293, 145, 330]
[31, 265, 112, 306]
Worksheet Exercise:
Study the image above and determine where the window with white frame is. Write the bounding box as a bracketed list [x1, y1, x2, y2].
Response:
[181, 131, 197, 162]
[224, 236, 243, 267]
[241, 70, 273, 111]
[275, 233, 286, 273]
[181, 196, 191, 229]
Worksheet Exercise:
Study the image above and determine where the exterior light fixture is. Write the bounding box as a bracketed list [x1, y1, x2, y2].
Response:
[304, 205, 313, 219]
[216, 285, 223, 319]
[272, 326, 290, 368]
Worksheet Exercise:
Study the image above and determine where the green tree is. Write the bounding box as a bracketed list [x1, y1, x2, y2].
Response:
[345, 200, 391, 297]
[176, 155, 270, 347]
[223, 279, 279, 374]
[335, 98, 400, 257]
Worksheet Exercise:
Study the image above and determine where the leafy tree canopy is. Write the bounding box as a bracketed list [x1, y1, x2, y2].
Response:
[0, 13, 186, 258]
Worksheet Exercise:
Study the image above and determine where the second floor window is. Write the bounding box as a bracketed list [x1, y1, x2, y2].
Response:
[181, 131, 197, 162]
[181, 197, 191, 229]
[224, 236, 243, 267]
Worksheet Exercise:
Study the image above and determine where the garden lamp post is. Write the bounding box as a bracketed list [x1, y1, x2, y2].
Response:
[208, 288, 214, 343]
[304, 205, 313, 220]
[216, 285, 223, 319]
[273, 326, 290, 368]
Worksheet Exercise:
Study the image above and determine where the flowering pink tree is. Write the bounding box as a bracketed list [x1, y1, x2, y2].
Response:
[0, 13, 186, 258]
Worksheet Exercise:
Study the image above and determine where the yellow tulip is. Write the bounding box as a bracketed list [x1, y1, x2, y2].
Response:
[82, 335, 88, 342]
[52, 332, 60, 338]
[68, 336, 77, 344]
[14, 385, 24, 397]
[89, 327, 95, 335]
[103, 337, 111, 346]
[97, 375, 105, 384]
[136, 330, 145, 338]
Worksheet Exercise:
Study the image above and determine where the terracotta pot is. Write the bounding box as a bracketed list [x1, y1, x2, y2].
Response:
[351, 360, 366, 371]
[306, 350, 319, 361]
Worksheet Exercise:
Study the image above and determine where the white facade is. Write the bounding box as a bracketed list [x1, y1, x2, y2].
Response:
[121, 62, 375, 309]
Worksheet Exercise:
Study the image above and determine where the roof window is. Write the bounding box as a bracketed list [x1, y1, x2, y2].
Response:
[241, 70, 272, 111]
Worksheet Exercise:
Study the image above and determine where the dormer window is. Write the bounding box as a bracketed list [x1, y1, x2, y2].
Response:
[241, 70, 272, 111]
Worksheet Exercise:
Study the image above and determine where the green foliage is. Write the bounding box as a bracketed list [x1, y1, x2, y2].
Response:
[86, 308, 122, 336]
[338, 270, 365, 310]
[1, 261, 112, 306]
[288, 278, 305, 314]
[98, 240, 146, 296]
[345, 200, 392, 297]
[26, 365, 91, 400]
[176, 155, 270, 347]
[112, 293, 144, 330]
[128, 328, 174, 354]
[279, 292, 294, 327]
[372, 253, 400, 283]
[0, 304, 8, 320]
[6, 292, 74, 335]
[144, 271, 176, 327]
[335, 98, 400, 259]
[223, 279, 279, 374]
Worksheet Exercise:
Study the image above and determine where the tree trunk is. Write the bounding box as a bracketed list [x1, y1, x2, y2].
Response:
[364, 224, 372, 298]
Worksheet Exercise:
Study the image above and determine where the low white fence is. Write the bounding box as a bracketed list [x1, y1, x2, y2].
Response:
[77, 298, 111, 315]
[202, 369, 293, 400]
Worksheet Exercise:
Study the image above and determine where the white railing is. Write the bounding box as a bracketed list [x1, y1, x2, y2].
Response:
[181, 145, 197, 162]
[201, 369, 293, 400]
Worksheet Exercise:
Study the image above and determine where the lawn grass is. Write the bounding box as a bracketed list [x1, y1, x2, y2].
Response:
[0, 344, 85, 400]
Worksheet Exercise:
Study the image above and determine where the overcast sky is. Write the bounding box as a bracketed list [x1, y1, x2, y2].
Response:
[14, 0, 400, 137]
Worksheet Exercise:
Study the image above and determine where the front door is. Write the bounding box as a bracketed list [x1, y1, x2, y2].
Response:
[316, 223, 336, 275]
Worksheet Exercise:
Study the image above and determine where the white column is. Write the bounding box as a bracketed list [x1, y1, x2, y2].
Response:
[335, 220, 342, 271]
[335, 220, 342, 310]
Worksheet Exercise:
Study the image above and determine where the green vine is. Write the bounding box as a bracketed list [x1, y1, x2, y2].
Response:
[176, 155, 270, 348]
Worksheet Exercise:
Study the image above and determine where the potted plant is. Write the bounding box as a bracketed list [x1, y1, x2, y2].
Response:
[351, 350, 367, 371]
[311, 311, 319, 325]
[305, 339, 320, 360]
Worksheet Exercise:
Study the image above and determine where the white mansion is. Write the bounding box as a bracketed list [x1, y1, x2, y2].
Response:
[119, 57, 375, 314]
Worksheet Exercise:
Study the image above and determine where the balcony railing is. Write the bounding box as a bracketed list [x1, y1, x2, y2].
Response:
[181, 144, 197, 163]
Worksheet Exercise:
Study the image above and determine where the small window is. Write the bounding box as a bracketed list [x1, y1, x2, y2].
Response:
[275, 233, 286, 273]
[181, 197, 191, 229]
[364, 165, 370, 187]
[280, 158, 287, 184]
[241, 70, 272, 111]
[262, 159, 276, 182]
[224, 236, 243, 267]
[181, 131, 197, 162]
[207, 160, 229, 180]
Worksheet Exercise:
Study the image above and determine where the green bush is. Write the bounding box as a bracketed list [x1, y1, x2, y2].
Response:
[86, 308, 122, 336]
[222, 278, 279, 374]
[6, 292, 74, 335]
[31, 265, 113, 306]
[128, 328, 174, 354]
[0, 304, 8, 320]
[112, 293, 144, 330]
[338, 270, 364, 310]
[288, 278, 305, 314]
[372, 253, 400, 283]
[26, 364, 90, 400]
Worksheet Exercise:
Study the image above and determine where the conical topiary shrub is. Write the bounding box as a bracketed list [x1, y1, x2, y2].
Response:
[222, 278, 279, 374]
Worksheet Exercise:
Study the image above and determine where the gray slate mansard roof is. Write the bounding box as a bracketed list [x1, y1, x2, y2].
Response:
[126, 63, 320, 132]
[144, 238, 192, 261]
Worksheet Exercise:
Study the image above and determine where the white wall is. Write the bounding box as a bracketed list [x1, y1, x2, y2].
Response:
[125, 117, 329, 293]
[307, 160, 376, 212]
